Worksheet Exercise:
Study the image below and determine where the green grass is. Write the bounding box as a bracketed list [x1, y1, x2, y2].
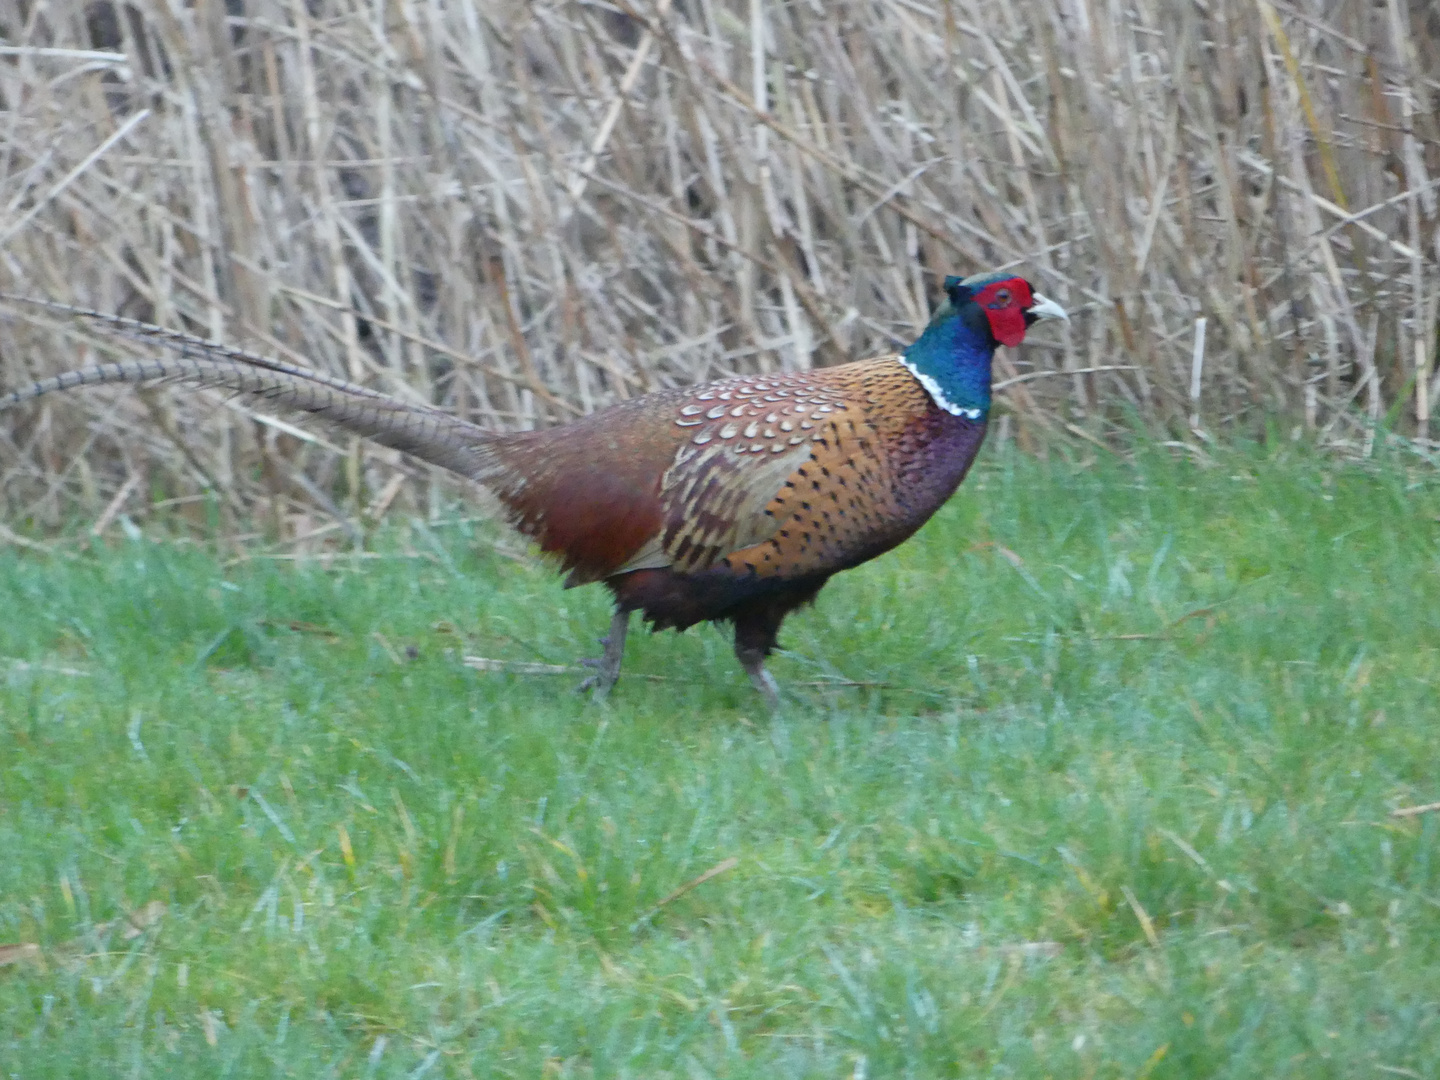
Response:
[2, 443, 1439, 1078]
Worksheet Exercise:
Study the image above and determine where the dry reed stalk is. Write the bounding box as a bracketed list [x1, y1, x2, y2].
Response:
[0, 0, 1435, 539]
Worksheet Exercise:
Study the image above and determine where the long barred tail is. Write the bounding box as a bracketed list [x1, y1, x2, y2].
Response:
[0, 296, 500, 481]
[1, 295, 402, 389]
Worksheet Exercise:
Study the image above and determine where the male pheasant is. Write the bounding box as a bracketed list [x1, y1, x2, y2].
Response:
[0, 273, 1066, 704]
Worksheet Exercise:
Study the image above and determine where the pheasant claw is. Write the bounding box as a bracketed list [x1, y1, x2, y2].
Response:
[750, 666, 781, 711]
[575, 609, 631, 699]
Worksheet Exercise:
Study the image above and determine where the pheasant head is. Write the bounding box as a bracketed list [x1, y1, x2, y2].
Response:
[900, 273, 1068, 420]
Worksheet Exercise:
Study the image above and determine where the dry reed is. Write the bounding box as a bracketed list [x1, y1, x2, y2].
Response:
[0, 0, 1436, 539]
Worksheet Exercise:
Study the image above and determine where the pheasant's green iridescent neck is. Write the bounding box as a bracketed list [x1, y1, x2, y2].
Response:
[900, 277, 998, 420]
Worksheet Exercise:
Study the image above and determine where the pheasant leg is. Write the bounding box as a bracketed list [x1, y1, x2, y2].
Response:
[577, 609, 631, 698]
[735, 645, 781, 710]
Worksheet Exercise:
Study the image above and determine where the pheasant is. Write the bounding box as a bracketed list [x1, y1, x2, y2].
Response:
[0, 273, 1066, 704]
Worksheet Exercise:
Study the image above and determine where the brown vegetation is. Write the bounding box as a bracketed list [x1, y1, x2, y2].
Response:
[0, 0, 1437, 536]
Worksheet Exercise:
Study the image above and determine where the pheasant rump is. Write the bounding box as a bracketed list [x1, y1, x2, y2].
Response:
[0, 272, 1067, 704]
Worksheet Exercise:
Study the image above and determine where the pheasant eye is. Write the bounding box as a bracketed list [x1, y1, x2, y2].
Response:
[992, 288, 1011, 306]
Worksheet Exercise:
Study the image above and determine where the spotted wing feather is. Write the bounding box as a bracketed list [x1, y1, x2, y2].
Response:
[627, 359, 941, 580]
[722, 361, 945, 579]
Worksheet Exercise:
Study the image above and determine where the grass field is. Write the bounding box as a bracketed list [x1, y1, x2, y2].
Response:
[2, 443, 1439, 1078]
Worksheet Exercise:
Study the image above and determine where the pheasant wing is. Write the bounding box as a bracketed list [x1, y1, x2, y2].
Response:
[632, 366, 908, 577]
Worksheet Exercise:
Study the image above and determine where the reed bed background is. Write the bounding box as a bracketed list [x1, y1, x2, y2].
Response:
[0, 0, 1436, 538]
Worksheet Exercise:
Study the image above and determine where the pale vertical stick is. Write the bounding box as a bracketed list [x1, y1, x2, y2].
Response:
[1386, 0, 1428, 444]
[1417, 339, 1430, 443]
[376, 0, 399, 371]
[1189, 316, 1207, 430]
[750, 0, 769, 366]
[751, 0, 767, 159]
[1363, 314, 1381, 458]
[1430, 284, 1440, 430]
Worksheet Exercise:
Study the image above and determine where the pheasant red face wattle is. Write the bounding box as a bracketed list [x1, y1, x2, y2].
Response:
[972, 277, 1034, 348]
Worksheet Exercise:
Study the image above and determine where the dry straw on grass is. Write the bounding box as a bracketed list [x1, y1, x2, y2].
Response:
[0, 0, 1437, 539]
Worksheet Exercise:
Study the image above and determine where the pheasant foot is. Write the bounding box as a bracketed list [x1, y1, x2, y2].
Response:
[736, 646, 781, 711]
[576, 609, 631, 698]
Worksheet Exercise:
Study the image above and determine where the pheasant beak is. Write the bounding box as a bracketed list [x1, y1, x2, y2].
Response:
[1026, 293, 1069, 323]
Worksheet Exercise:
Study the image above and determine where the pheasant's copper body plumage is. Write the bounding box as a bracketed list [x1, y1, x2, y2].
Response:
[0, 273, 1067, 704]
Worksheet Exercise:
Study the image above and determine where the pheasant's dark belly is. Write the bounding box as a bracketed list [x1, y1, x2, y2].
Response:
[605, 565, 831, 632]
